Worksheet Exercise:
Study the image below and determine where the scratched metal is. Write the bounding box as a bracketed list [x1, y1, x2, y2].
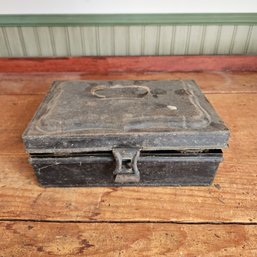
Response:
[23, 80, 229, 186]
[23, 80, 229, 153]
[30, 151, 223, 187]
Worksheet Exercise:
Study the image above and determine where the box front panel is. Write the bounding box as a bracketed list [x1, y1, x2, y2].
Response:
[30, 154, 222, 187]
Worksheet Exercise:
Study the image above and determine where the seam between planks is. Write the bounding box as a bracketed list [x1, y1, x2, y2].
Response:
[1, 92, 257, 96]
[0, 219, 257, 225]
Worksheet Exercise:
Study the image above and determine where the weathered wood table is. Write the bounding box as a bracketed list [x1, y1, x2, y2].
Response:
[0, 71, 257, 256]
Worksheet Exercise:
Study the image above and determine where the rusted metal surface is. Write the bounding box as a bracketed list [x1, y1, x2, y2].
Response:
[30, 150, 223, 187]
[23, 80, 229, 186]
[23, 80, 229, 152]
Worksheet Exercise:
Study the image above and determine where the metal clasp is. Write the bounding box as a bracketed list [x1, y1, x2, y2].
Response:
[112, 148, 140, 183]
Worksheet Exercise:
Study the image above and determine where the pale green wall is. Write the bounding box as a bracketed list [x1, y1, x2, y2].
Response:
[0, 14, 256, 57]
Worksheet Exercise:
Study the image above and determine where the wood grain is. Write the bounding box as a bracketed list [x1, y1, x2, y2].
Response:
[1, 56, 257, 73]
[1, 222, 257, 256]
[0, 71, 257, 255]
[1, 156, 257, 222]
[0, 93, 256, 222]
[1, 71, 257, 95]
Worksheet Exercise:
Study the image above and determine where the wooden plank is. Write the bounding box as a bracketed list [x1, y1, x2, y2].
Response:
[0, 71, 257, 95]
[0, 56, 257, 73]
[0, 94, 256, 222]
[0, 95, 43, 155]
[0, 156, 257, 222]
[1, 222, 257, 256]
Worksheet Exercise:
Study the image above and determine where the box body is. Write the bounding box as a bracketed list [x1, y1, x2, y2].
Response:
[23, 80, 229, 187]
[30, 150, 222, 187]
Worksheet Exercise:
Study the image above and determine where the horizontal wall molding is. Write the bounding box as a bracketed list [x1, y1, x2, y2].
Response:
[0, 13, 257, 26]
[0, 56, 257, 72]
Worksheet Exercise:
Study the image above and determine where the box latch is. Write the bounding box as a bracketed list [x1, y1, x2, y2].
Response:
[112, 148, 140, 183]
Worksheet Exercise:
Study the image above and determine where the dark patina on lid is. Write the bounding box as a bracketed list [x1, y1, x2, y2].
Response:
[23, 80, 229, 154]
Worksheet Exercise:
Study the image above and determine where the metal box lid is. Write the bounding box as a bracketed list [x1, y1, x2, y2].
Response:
[23, 80, 229, 153]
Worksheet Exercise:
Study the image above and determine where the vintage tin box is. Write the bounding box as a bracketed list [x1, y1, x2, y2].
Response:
[23, 80, 229, 187]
